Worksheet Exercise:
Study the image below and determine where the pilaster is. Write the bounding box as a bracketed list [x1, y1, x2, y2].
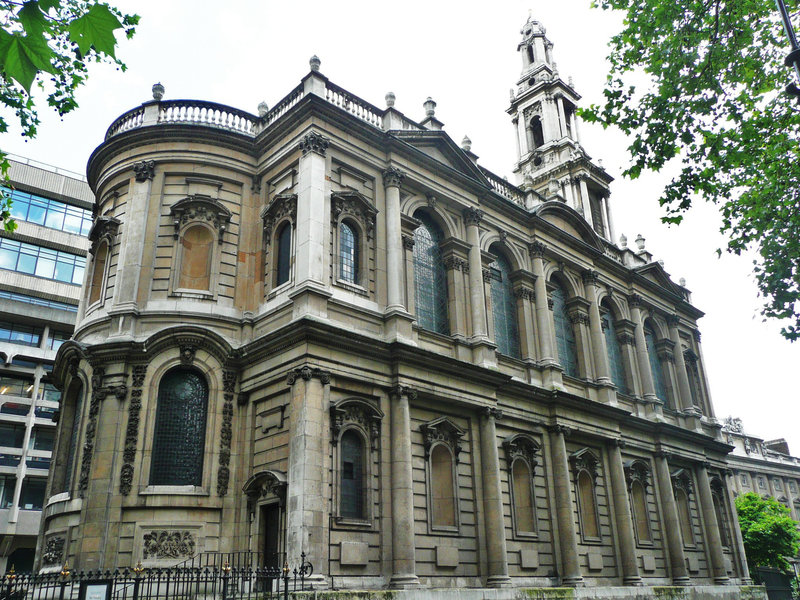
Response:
[529, 242, 562, 389]
[583, 270, 615, 403]
[479, 408, 511, 587]
[607, 440, 642, 585]
[695, 463, 729, 584]
[654, 451, 690, 585]
[548, 425, 583, 586]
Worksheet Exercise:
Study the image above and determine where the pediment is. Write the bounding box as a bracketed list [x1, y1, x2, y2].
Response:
[634, 262, 684, 296]
[534, 201, 604, 251]
[392, 130, 488, 184]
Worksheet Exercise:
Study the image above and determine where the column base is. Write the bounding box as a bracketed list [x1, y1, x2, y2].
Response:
[387, 574, 422, 589]
[623, 576, 644, 586]
[714, 576, 731, 585]
[672, 576, 692, 586]
[541, 364, 564, 391]
[470, 338, 497, 368]
[485, 575, 513, 588]
[560, 575, 584, 587]
[384, 308, 416, 344]
[597, 382, 618, 405]
[302, 574, 329, 590]
[289, 282, 333, 320]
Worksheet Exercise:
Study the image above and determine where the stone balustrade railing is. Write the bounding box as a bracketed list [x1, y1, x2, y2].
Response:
[480, 167, 525, 206]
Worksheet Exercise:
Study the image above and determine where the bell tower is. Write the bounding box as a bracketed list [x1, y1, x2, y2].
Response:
[509, 14, 617, 243]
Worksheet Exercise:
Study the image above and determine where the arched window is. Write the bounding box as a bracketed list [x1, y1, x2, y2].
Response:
[530, 116, 544, 149]
[631, 480, 652, 544]
[526, 45, 535, 64]
[512, 458, 536, 534]
[644, 323, 668, 405]
[552, 281, 578, 377]
[413, 212, 449, 335]
[88, 241, 108, 305]
[675, 488, 694, 546]
[340, 430, 365, 519]
[339, 221, 359, 284]
[601, 306, 627, 393]
[275, 222, 292, 287]
[489, 249, 520, 358]
[178, 225, 214, 290]
[150, 368, 208, 486]
[577, 470, 599, 539]
[430, 444, 456, 528]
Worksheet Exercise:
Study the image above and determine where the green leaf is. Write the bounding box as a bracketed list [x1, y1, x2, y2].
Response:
[36, 0, 61, 12]
[67, 3, 123, 57]
[18, 2, 49, 37]
[0, 29, 56, 92]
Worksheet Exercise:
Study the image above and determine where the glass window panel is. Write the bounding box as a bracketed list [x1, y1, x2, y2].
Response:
[35, 257, 56, 279]
[645, 325, 669, 405]
[552, 283, 578, 377]
[18, 478, 46, 510]
[339, 222, 358, 284]
[44, 209, 64, 230]
[16, 253, 36, 274]
[413, 213, 449, 335]
[490, 250, 520, 358]
[0, 476, 16, 508]
[150, 369, 208, 486]
[340, 430, 364, 519]
[0, 424, 24, 448]
[276, 223, 291, 286]
[431, 444, 456, 527]
[72, 264, 84, 284]
[0, 248, 17, 270]
[26, 205, 46, 225]
[30, 428, 54, 451]
[602, 310, 627, 393]
[8, 189, 92, 233]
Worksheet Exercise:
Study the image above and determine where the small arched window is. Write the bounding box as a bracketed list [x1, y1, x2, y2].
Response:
[526, 45, 535, 64]
[530, 116, 544, 150]
[88, 241, 108, 305]
[676, 488, 694, 546]
[601, 307, 627, 394]
[631, 480, 652, 544]
[552, 281, 578, 377]
[339, 221, 359, 284]
[512, 458, 536, 534]
[275, 222, 292, 287]
[644, 323, 668, 406]
[150, 368, 208, 486]
[577, 470, 599, 539]
[178, 225, 214, 290]
[340, 430, 365, 519]
[489, 249, 520, 358]
[413, 212, 449, 335]
[430, 444, 457, 528]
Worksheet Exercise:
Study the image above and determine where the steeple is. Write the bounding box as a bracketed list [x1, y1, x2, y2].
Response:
[508, 14, 617, 243]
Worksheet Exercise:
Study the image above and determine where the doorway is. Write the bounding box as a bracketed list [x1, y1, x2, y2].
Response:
[261, 503, 282, 568]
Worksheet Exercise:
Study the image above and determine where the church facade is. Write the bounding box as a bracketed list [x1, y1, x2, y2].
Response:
[38, 16, 758, 594]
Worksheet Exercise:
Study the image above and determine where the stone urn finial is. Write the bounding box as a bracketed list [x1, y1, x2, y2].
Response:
[310, 55, 321, 72]
[679, 277, 686, 287]
[385, 92, 396, 108]
[152, 82, 165, 101]
[423, 97, 437, 118]
[258, 101, 269, 117]
[635, 233, 646, 252]
[461, 135, 472, 152]
[619, 233, 627, 248]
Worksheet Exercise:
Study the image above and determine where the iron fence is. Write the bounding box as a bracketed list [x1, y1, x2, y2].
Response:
[1, 555, 313, 600]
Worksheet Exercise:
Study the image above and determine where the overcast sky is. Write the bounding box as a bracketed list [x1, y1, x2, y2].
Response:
[2, 0, 797, 452]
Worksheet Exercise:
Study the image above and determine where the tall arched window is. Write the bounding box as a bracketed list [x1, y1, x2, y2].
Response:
[552, 281, 578, 377]
[88, 241, 108, 305]
[339, 221, 359, 284]
[413, 212, 449, 335]
[676, 488, 694, 546]
[601, 306, 627, 393]
[340, 430, 365, 519]
[530, 116, 544, 149]
[644, 323, 668, 405]
[57, 379, 83, 494]
[430, 444, 456, 528]
[150, 368, 208, 486]
[512, 458, 536, 534]
[489, 249, 520, 358]
[631, 480, 652, 544]
[178, 225, 214, 290]
[275, 222, 292, 287]
[577, 470, 599, 539]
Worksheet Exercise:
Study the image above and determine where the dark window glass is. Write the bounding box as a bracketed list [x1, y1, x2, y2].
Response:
[0, 475, 15, 508]
[0, 290, 77, 312]
[150, 369, 208, 486]
[339, 222, 358, 284]
[7, 189, 92, 235]
[489, 250, 520, 358]
[413, 213, 449, 335]
[645, 324, 668, 405]
[0, 376, 34, 398]
[26, 457, 50, 469]
[340, 430, 365, 519]
[0, 238, 85, 284]
[0, 424, 24, 448]
[48, 331, 70, 351]
[552, 283, 578, 377]
[531, 116, 544, 149]
[276, 223, 291, 286]
[18, 478, 46, 509]
[602, 310, 627, 393]
[38, 382, 61, 403]
[0, 319, 41, 347]
[590, 193, 606, 237]
[30, 428, 54, 451]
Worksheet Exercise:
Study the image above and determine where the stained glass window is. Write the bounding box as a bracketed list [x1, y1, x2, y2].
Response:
[552, 282, 578, 377]
[601, 308, 627, 393]
[339, 222, 358, 284]
[150, 369, 208, 486]
[413, 213, 449, 335]
[644, 324, 668, 406]
[340, 430, 365, 519]
[489, 250, 520, 358]
[276, 223, 291, 286]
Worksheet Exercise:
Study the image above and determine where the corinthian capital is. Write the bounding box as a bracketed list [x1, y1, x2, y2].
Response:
[382, 167, 405, 188]
[462, 207, 484, 226]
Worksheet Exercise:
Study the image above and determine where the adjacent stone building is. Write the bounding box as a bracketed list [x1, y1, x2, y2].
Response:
[38, 16, 759, 596]
[0, 156, 91, 571]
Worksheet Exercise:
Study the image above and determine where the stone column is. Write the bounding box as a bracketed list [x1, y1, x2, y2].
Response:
[529, 242, 562, 389]
[628, 295, 658, 403]
[607, 440, 642, 585]
[295, 132, 329, 288]
[389, 386, 420, 588]
[383, 168, 406, 311]
[514, 116, 526, 157]
[667, 315, 693, 411]
[286, 367, 330, 588]
[479, 408, 511, 587]
[548, 425, 583, 586]
[583, 270, 615, 403]
[464, 208, 488, 341]
[513, 286, 536, 361]
[603, 194, 617, 243]
[543, 95, 559, 142]
[653, 451, 690, 585]
[722, 469, 752, 584]
[691, 330, 716, 418]
[695, 463, 729, 584]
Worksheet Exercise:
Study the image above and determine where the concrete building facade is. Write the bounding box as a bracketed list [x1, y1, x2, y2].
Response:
[38, 16, 762, 597]
[0, 156, 91, 571]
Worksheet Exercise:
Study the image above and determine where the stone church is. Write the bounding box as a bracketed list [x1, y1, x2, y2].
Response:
[37, 15, 759, 597]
